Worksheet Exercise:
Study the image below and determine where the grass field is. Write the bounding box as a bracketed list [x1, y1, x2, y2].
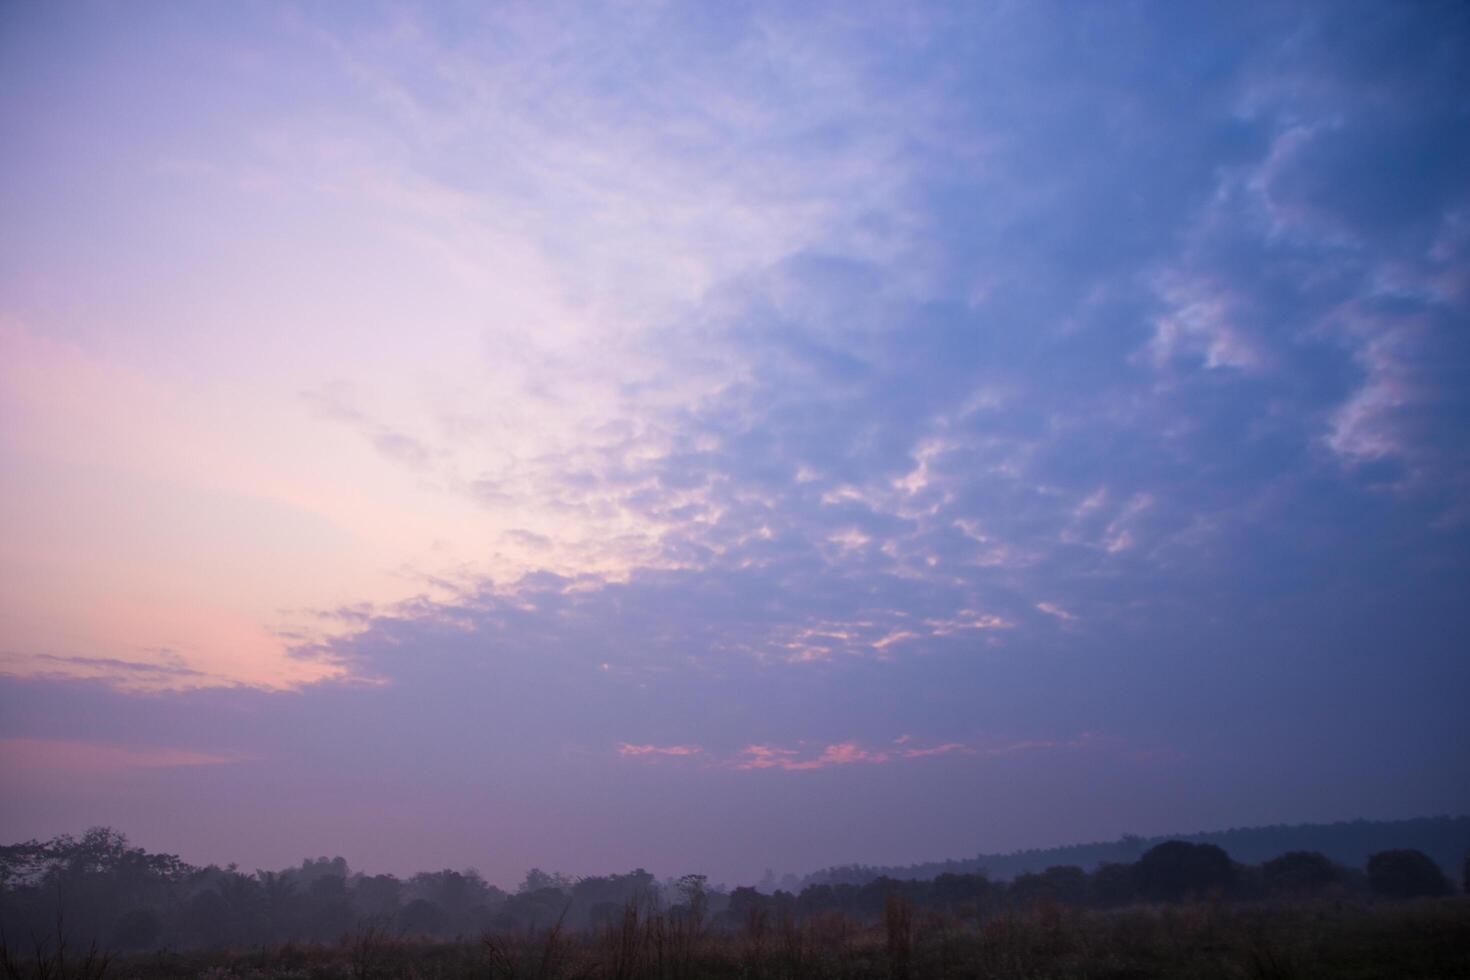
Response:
[18, 895, 1465, 980]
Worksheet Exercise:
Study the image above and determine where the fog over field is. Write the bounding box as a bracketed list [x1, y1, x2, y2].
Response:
[2, 0, 1468, 897]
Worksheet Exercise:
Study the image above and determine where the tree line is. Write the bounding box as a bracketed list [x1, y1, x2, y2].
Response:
[797, 815, 1470, 888]
[1, 828, 1464, 954]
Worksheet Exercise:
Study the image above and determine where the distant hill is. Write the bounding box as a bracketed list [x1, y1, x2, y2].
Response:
[801, 815, 1470, 887]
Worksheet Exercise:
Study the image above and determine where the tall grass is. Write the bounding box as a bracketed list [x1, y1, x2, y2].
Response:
[4, 896, 1464, 979]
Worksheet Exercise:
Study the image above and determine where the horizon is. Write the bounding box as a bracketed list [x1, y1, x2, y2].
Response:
[2, 2, 1468, 889]
[14, 812, 1468, 893]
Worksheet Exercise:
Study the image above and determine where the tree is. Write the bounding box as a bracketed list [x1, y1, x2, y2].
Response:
[518, 868, 572, 894]
[184, 890, 231, 947]
[398, 898, 448, 936]
[1133, 841, 1234, 901]
[1009, 866, 1088, 907]
[1262, 851, 1341, 895]
[257, 871, 298, 941]
[1366, 850, 1450, 899]
[930, 872, 990, 908]
[726, 885, 766, 919]
[1091, 863, 1136, 906]
[674, 874, 708, 927]
[213, 871, 265, 944]
[352, 873, 402, 920]
[109, 907, 161, 951]
[306, 874, 353, 939]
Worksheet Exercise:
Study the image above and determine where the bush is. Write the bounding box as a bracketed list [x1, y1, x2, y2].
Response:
[1134, 841, 1234, 901]
[1092, 862, 1137, 905]
[1262, 851, 1341, 895]
[1367, 849, 1451, 899]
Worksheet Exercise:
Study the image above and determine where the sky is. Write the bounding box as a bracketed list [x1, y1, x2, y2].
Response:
[1, 1, 1468, 888]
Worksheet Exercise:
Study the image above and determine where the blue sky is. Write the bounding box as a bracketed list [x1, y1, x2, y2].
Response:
[1, 1, 1467, 886]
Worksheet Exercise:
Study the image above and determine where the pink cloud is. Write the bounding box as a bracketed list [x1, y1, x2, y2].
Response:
[1035, 601, 1076, 621]
[616, 733, 1129, 771]
[0, 737, 246, 773]
[810, 741, 887, 766]
[727, 744, 803, 769]
[616, 742, 703, 758]
[899, 741, 969, 759]
[731, 739, 970, 771]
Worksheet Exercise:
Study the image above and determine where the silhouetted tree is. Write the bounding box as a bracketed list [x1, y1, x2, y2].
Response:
[1010, 866, 1088, 907]
[405, 868, 501, 933]
[1367, 849, 1451, 899]
[212, 870, 265, 944]
[257, 870, 298, 940]
[674, 874, 708, 928]
[495, 887, 569, 931]
[930, 872, 991, 909]
[352, 873, 402, 920]
[1134, 841, 1234, 901]
[306, 873, 353, 938]
[10, 823, 1470, 955]
[571, 869, 654, 926]
[293, 856, 349, 887]
[1262, 851, 1342, 895]
[184, 890, 231, 947]
[109, 907, 161, 951]
[398, 898, 448, 936]
[726, 886, 766, 921]
[518, 868, 572, 894]
[1091, 863, 1137, 906]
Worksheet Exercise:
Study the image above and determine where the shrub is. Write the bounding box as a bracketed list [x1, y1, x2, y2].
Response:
[1134, 841, 1235, 901]
[1366, 849, 1451, 899]
[1262, 851, 1341, 895]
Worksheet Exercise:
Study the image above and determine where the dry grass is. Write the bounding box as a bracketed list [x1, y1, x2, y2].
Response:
[5, 897, 1465, 980]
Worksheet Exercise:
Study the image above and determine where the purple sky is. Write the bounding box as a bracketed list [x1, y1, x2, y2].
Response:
[2, 1, 1468, 887]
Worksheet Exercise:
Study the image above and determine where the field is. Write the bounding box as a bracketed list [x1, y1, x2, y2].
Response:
[18, 896, 1468, 980]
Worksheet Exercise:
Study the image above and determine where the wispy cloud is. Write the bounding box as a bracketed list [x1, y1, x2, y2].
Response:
[1034, 603, 1076, 622]
[615, 736, 1083, 772]
[617, 743, 703, 758]
[0, 0, 1466, 882]
[723, 736, 1085, 771]
[0, 737, 247, 773]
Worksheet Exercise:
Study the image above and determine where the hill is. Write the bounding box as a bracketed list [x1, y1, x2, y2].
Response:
[801, 815, 1470, 886]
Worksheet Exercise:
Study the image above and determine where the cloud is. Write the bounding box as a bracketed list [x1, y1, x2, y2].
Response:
[1, 0, 1467, 882]
[303, 386, 437, 470]
[0, 737, 245, 773]
[723, 736, 1091, 771]
[900, 742, 970, 759]
[1146, 273, 1265, 373]
[8, 1, 1467, 693]
[1035, 603, 1076, 622]
[1, 652, 214, 685]
[732, 742, 887, 771]
[618, 743, 703, 758]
